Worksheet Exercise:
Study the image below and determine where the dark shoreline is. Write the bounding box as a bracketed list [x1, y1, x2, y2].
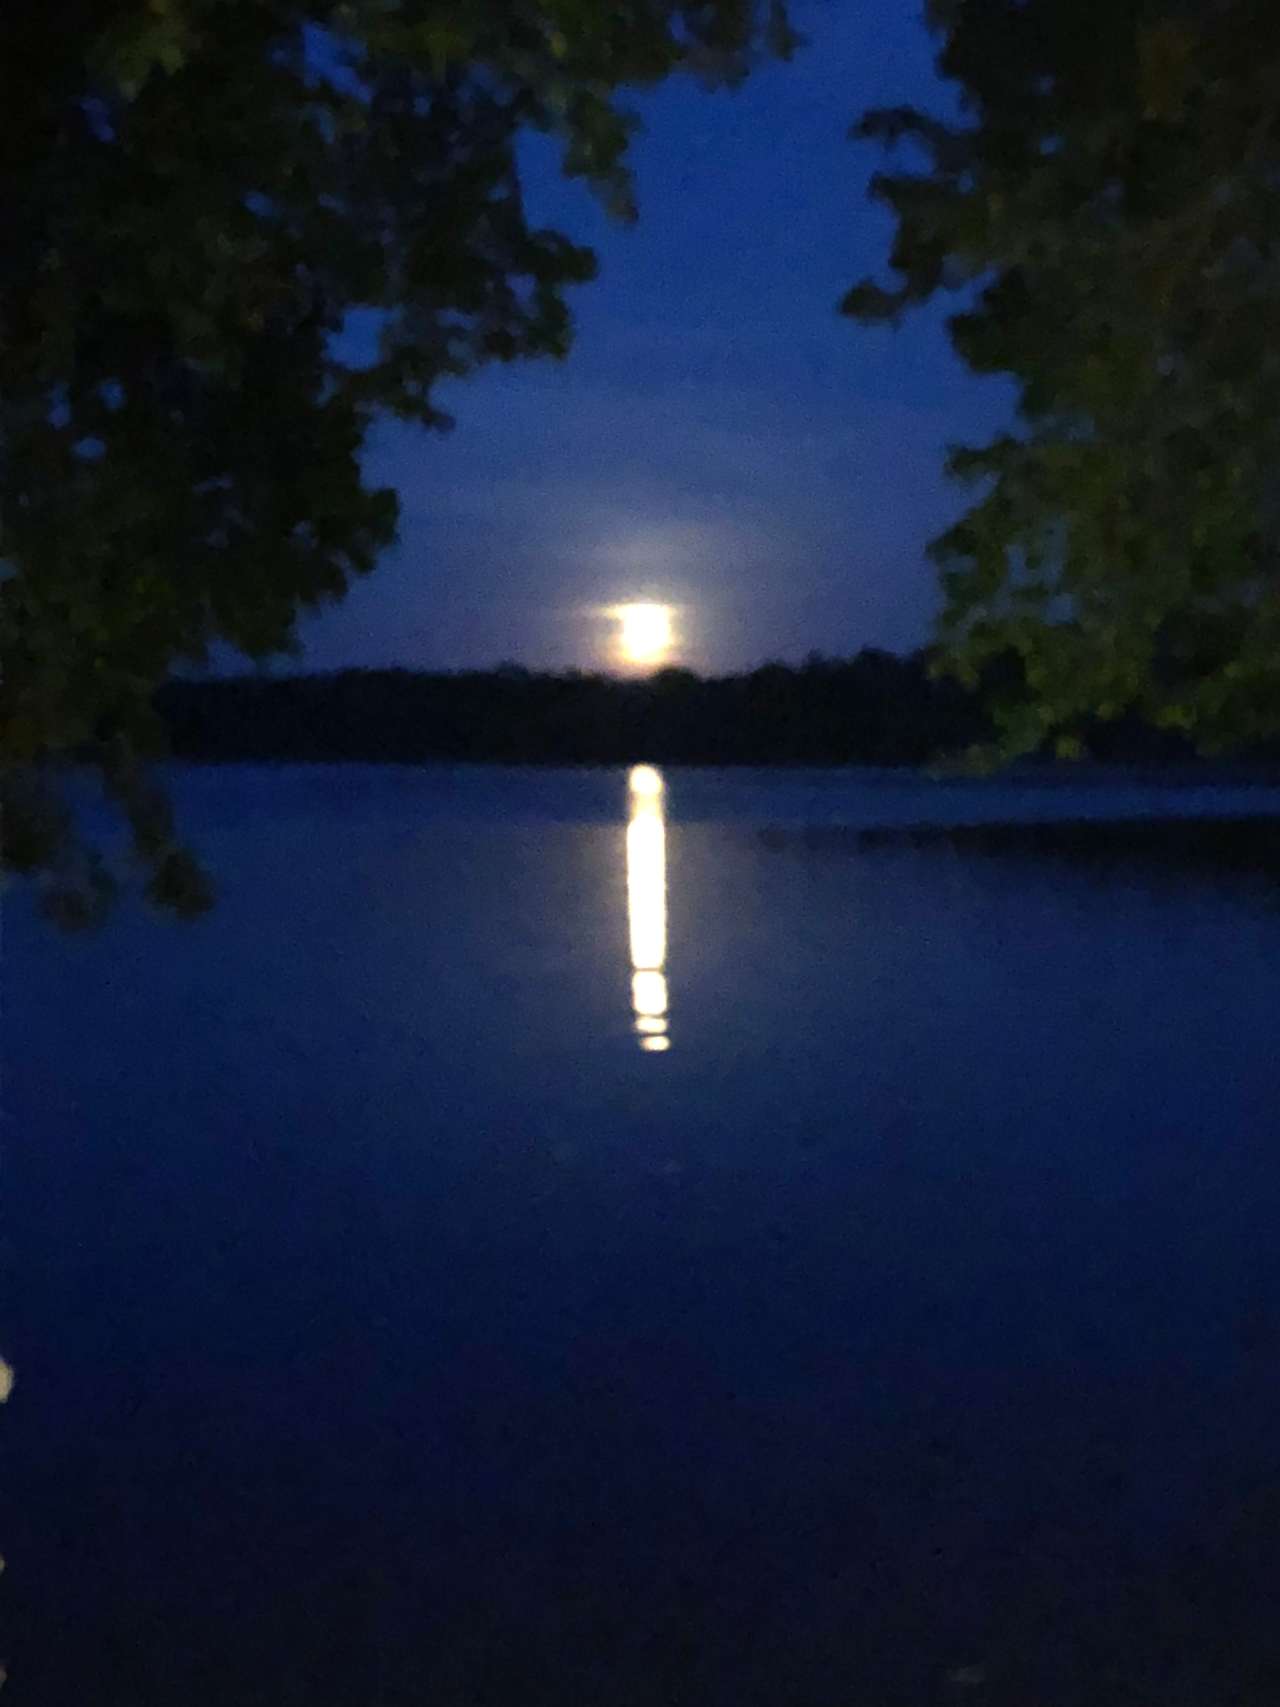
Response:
[158, 664, 1280, 772]
[158, 751, 1280, 787]
[853, 813, 1280, 871]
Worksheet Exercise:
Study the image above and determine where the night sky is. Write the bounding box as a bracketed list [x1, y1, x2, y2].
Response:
[300, 0, 1013, 677]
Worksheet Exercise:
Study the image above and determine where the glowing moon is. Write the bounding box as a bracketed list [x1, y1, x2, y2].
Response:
[613, 602, 674, 669]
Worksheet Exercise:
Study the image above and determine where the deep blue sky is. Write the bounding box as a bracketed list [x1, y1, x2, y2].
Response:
[300, 0, 1012, 676]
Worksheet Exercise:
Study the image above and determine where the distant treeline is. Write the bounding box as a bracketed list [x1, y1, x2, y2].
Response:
[157, 650, 1207, 767]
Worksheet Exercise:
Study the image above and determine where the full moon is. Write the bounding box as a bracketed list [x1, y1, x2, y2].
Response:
[613, 602, 675, 669]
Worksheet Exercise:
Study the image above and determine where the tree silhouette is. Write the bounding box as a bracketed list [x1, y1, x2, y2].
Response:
[846, 0, 1280, 760]
[1, 0, 794, 921]
[155, 652, 1004, 768]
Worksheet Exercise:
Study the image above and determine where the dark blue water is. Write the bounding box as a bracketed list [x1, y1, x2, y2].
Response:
[7, 765, 1280, 1705]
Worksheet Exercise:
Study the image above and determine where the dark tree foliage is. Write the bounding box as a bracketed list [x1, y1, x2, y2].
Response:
[1, 0, 794, 922]
[846, 0, 1280, 761]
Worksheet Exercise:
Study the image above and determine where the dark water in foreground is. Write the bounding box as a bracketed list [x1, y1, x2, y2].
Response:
[7, 764, 1280, 1706]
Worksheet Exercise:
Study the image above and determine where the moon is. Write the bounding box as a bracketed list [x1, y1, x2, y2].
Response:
[613, 602, 675, 669]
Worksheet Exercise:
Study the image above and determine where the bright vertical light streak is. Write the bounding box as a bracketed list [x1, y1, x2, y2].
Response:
[627, 823, 666, 971]
[626, 765, 670, 1049]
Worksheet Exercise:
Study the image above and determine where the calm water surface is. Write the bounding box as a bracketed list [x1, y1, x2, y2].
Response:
[8, 764, 1280, 1706]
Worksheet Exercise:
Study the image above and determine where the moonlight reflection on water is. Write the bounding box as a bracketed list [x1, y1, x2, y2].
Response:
[626, 764, 670, 1051]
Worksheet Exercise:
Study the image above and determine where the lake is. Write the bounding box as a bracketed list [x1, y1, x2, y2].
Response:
[8, 763, 1280, 1706]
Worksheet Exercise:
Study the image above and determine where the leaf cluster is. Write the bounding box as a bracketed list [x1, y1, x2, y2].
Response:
[1, 0, 792, 919]
[846, 0, 1280, 757]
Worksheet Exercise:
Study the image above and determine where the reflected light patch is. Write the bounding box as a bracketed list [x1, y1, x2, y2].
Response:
[627, 818, 666, 971]
[613, 603, 674, 669]
[640, 1034, 671, 1053]
[625, 763, 671, 1051]
[632, 969, 668, 1019]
